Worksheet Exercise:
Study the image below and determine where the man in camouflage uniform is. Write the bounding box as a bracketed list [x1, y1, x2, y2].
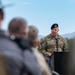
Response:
[39, 23, 68, 57]
[39, 23, 68, 70]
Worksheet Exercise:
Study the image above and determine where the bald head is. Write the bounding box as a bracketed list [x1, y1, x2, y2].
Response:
[8, 18, 29, 38]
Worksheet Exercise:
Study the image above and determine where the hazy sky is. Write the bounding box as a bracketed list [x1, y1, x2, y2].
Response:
[2, 0, 75, 35]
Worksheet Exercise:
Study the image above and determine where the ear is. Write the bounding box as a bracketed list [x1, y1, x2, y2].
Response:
[0, 12, 4, 20]
[37, 39, 40, 46]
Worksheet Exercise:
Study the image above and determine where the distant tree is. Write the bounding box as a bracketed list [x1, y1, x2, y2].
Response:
[66, 38, 75, 51]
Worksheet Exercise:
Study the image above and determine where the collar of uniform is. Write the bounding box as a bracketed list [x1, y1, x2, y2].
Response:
[48, 33, 60, 39]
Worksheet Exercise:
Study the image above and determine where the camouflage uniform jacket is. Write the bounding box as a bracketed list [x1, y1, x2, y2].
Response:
[39, 34, 68, 56]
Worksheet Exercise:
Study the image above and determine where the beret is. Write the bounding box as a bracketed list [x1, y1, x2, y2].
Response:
[51, 23, 58, 29]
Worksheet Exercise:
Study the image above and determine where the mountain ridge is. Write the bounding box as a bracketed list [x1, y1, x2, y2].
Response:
[38, 32, 75, 39]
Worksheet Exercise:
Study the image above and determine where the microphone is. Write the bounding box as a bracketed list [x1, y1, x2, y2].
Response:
[55, 36, 59, 40]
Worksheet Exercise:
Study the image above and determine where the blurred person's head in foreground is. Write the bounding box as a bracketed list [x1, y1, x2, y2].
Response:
[28, 25, 40, 48]
[28, 25, 52, 75]
[0, 7, 4, 28]
[8, 18, 29, 38]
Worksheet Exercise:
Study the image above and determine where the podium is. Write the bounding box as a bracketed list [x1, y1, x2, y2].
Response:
[51, 52, 70, 75]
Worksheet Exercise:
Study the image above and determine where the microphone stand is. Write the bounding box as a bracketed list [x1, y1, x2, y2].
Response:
[55, 36, 59, 52]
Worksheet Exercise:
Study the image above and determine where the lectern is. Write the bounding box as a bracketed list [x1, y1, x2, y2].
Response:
[51, 52, 70, 75]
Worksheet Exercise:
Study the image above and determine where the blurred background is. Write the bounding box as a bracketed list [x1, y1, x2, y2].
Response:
[2, 0, 75, 36]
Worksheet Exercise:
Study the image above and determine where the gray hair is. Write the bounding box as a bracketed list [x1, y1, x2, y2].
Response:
[28, 25, 39, 47]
